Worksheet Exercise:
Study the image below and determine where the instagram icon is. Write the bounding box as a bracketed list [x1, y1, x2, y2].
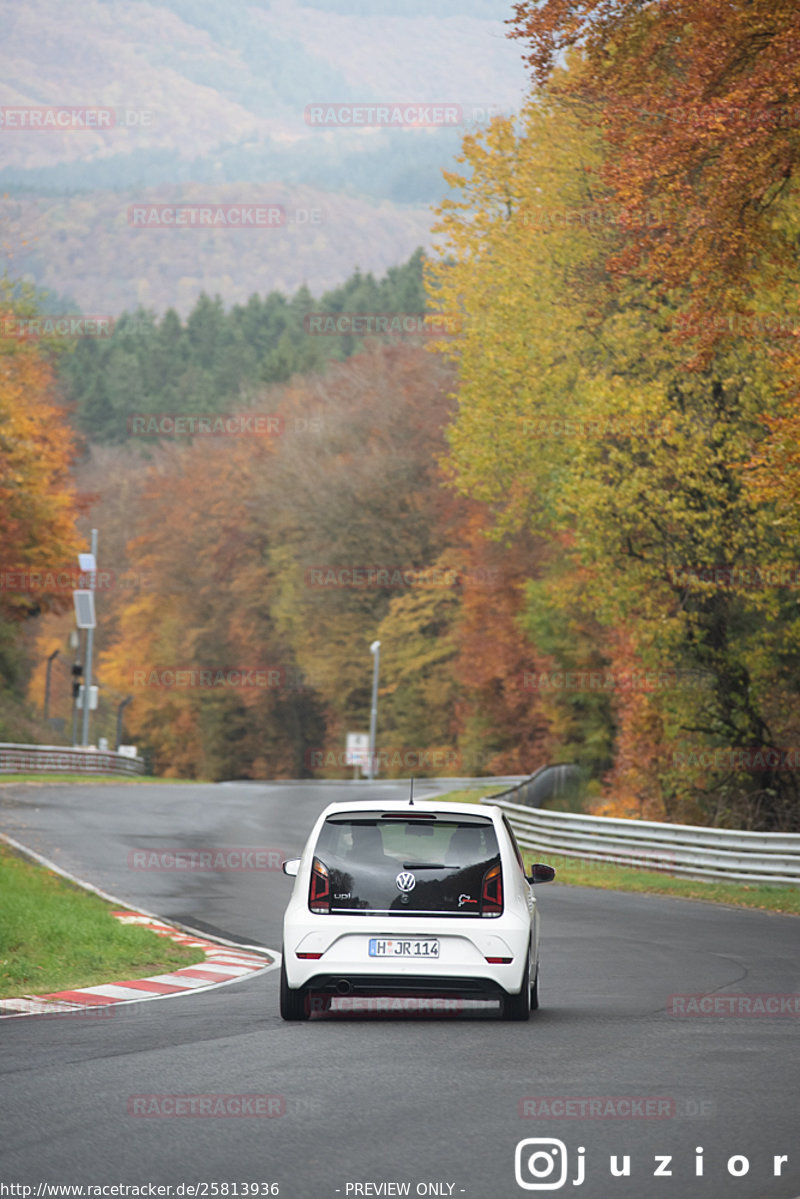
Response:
[515, 1139, 584, 1190]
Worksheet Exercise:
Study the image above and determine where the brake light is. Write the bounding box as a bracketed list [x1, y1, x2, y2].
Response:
[481, 862, 503, 916]
[309, 857, 330, 913]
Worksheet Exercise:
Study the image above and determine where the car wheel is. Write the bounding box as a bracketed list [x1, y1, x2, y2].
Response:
[279, 950, 310, 1021]
[501, 950, 532, 1021]
[530, 962, 540, 1011]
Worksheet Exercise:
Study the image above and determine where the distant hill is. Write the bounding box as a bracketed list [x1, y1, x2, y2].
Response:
[0, 0, 528, 193]
[5, 184, 435, 315]
[0, 0, 529, 312]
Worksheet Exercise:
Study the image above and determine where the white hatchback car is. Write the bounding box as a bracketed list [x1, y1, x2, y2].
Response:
[279, 798, 555, 1020]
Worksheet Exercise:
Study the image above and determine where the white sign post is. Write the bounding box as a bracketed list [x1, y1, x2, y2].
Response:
[346, 732, 370, 778]
[77, 685, 99, 711]
[72, 590, 96, 629]
[78, 533, 98, 747]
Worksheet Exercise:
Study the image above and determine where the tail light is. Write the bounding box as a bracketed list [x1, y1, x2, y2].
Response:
[309, 857, 330, 913]
[481, 861, 503, 916]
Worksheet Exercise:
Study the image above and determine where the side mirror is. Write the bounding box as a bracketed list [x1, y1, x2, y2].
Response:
[282, 858, 301, 876]
[527, 863, 556, 885]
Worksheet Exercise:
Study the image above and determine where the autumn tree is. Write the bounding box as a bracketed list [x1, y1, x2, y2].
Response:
[0, 287, 83, 623]
[99, 342, 465, 780]
[259, 342, 459, 769]
[427, 94, 800, 828]
[100, 436, 325, 779]
[509, 0, 800, 359]
[0, 281, 84, 738]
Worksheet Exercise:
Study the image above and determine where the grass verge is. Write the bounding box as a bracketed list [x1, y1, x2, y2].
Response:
[525, 855, 800, 915]
[430, 786, 509, 804]
[0, 843, 206, 998]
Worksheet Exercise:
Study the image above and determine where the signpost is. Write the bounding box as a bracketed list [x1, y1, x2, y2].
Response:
[72, 590, 96, 630]
[76, 685, 99, 711]
[75, 532, 98, 747]
[346, 732, 370, 778]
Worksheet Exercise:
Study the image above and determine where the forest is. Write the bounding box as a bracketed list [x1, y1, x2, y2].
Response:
[3, 0, 799, 831]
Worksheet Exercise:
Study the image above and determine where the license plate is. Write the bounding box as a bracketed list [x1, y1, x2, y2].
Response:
[368, 938, 439, 958]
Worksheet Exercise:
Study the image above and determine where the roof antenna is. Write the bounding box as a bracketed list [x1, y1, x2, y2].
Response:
[409, 776, 414, 806]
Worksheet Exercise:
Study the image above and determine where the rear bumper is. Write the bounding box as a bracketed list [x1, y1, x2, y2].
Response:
[300, 972, 508, 999]
[282, 906, 536, 997]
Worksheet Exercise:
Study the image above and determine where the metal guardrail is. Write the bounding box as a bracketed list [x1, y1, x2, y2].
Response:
[0, 743, 145, 777]
[492, 762, 585, 809]
[483, 796, 800, 886]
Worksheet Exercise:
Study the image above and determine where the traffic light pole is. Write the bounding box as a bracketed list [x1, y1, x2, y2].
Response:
[81, 528, 98, 748]
[71, 644, 82, 747]
[43, 648, 59, 723]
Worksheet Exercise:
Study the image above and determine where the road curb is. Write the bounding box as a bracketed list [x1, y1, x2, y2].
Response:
[0, 833, 279, 1019]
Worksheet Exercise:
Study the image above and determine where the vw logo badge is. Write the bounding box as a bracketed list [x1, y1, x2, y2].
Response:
[396, 871, 416, 893]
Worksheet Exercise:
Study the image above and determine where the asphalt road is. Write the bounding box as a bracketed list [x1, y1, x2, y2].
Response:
[1, 780, 798, 1199]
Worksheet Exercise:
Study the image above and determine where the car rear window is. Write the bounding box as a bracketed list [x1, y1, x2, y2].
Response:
[310, 814, 502, 916]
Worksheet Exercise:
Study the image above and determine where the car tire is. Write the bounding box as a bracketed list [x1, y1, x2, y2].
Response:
[279, 950, 310, 1021]
[530, 962, 540, 1011]
[501, 950, 532, 1021]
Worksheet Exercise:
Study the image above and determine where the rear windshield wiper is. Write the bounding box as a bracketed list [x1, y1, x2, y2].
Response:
[402, 862, 446, 870]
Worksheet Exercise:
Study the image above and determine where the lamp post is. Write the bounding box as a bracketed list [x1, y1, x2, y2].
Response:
[116, 695, 132, 751]
[43, 649, 59, 724]
[367, 639, 380, 781]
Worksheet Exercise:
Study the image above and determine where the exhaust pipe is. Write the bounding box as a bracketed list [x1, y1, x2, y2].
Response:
[335, 979, 352, 995]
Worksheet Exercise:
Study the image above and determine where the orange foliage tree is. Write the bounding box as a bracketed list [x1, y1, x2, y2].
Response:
[449, 507, 559, 777]
[100, 435, 325, 779]
[0, 305, 83, 624]
[510, 0, 800, 357]
[0, 286, 84, 739]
